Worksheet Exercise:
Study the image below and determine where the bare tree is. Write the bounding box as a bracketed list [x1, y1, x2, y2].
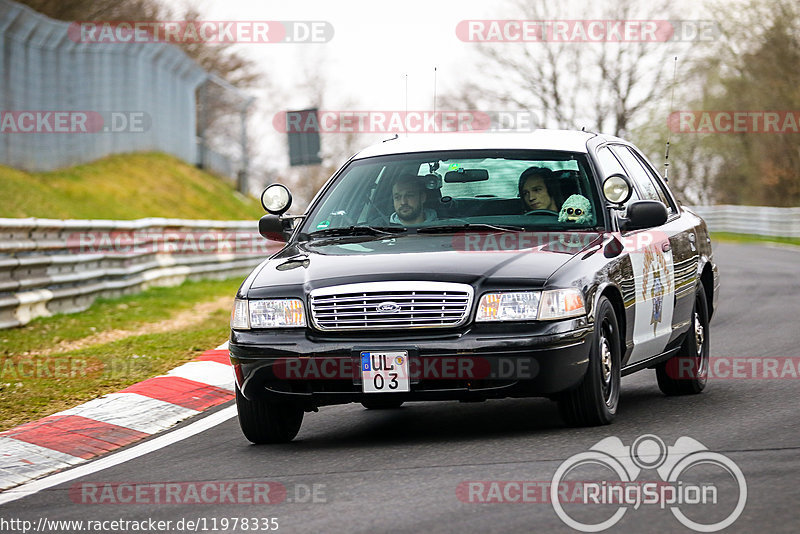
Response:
[444, 0, 690, 137]
[636, 0, 800, 206]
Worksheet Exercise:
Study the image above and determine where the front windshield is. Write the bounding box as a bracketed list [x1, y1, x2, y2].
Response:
[301, 150, 602, 235]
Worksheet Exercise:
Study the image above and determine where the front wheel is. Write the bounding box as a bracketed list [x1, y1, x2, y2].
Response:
[557, 296, 621, 426]
[235, 386, 303, 444]
[655, 281, 710, 395]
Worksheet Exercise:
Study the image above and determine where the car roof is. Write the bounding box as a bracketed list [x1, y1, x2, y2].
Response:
[351, 129, 600, 160]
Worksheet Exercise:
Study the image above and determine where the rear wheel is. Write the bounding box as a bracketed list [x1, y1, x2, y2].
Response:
[656, 281, 709, 395]
[235, 385, 303, 444]
[361, 398, 404, 410]
[557, 296, 621, 426]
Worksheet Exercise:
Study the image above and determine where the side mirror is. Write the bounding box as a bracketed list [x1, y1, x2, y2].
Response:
[259, 214, 292, 242]
[621, 200, 668, 231]
[602, 174, 633, 206]
[261, 184, 292, 215]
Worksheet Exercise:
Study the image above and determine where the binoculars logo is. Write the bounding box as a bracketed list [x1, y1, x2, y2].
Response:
[551, 434, 747, 532]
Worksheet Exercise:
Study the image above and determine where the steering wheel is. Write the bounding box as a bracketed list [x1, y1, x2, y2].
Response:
[524, 209, 559, 217]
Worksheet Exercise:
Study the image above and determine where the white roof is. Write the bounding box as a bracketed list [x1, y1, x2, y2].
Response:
[352, 129, 597, 160]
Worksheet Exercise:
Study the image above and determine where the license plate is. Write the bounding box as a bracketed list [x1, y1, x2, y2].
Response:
[360, 351, 410, 393]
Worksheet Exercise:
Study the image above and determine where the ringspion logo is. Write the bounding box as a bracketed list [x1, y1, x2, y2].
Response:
[550, 435, 746, 532]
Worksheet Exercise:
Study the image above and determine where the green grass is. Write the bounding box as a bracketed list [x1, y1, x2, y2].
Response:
[0, 152, 264, 220]
[0, 311, 232, 431]
[711, 232, 800, 247]
[0, 278, 242, 430]
[0, 278, 241, 357]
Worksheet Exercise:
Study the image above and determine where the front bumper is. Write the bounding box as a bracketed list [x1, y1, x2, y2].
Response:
[229, 318, 592, 408]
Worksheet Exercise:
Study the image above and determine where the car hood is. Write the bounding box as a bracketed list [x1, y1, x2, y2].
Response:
[245, 232, 602, 296]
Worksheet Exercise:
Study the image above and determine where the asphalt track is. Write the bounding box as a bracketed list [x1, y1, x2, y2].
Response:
[1, 242, 799, 533]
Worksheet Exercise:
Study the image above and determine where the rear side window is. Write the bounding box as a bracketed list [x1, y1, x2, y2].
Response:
[611, 146, 675, 213]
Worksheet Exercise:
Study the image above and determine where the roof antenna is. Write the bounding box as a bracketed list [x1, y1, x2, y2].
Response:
[581, 126, 585, 131]
[664, 56, 678, 182]
[433, 67, 438, 133]
[403, 73, 408, 138]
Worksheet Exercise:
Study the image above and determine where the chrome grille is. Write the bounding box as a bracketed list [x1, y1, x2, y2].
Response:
[309, 281, 473, 331]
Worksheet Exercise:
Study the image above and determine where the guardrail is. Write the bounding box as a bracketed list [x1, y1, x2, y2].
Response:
[687, 205, 800, 238]
[0, 218, 278, 329]
[2, 205, 797, 329]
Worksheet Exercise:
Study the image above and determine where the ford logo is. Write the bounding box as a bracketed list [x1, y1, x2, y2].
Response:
[376, 301, 401, 314]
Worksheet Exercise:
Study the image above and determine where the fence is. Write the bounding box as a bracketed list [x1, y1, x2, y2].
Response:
[1, 205, 797, 329]
[0, 217, 278, 329]
[0, 0, 242, 177]
[688, 205, 800, 238]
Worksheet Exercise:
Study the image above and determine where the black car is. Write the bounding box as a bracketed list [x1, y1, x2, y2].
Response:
[229, 130, 719, 443]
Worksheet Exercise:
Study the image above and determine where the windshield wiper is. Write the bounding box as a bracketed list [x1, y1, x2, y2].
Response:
[303, 225, 408, 240]
[417, 223, 526, 234]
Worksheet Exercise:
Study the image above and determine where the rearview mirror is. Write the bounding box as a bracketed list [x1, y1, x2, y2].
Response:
[444, 169, 489, 183]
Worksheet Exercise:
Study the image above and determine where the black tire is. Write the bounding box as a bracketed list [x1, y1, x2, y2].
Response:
[656, 281, 709, 396]
[361, 397, 404, 410]
[235, 385, 303, 444]
[557, 296, 621, 426]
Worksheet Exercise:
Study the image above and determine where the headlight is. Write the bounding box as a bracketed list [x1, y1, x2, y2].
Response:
[475, 289, 585, 322]
[538, 289, 585, 320]
[476, 291, 540, 322]
[230, 298, 306, 329]
[231, 298, 250, 329]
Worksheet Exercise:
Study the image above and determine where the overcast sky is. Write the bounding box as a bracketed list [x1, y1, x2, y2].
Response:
[163, 0, 706, 178]
[179, 0, 495, 110]
[160, 0, 508, 173]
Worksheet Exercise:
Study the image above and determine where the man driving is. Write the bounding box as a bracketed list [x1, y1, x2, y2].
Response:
[390, 174, 437, 225]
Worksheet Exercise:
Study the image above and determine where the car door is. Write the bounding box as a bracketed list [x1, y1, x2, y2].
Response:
[609, 145, 698, 363]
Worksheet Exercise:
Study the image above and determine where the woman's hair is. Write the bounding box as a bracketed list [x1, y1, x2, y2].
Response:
[518, 167, 558, 208]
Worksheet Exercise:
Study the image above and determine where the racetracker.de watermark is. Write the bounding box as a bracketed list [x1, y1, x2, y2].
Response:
[66, 230, 271, 256]
[68, 21, 333, 43]
[452, 231, 667, 254]
[0, 111, 149, 134]
[666, 356, 800, 379]
[271, 355, 537, 380]
[69, 481, 326, 504]
[2, 355, 172, 381]
[457, 480, 716, 507]
[456, 20, 719, 42]
[272, 110, 540, 134]
[668, 111, 800, 133]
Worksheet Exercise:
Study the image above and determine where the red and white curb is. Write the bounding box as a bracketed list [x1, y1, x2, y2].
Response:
[0, 342, 233, 492]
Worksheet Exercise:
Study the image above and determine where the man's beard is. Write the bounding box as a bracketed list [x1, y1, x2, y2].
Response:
[397, 204, 423, 222]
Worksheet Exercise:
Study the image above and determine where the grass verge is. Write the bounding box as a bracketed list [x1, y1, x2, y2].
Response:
[711, 232, 800, 247]
[0, 277, 241, 431]
[0, 152, 263, 220]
